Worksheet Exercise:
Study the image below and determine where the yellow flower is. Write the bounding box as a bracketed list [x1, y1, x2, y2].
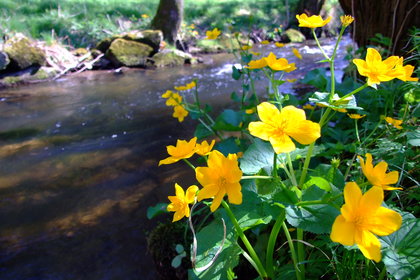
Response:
[265, 52, 296, 72]
[246, 57, 268, 69]
[296, 13, 332, 28]
[248, 102, 321, 154]
[330, 182, 402, 262]
[245, 107, 256, 114]
[173, 105, 189, 122]
[250, 51, 261, 56]
[195, 139, 216, 156]
[165, 93, 182, 106]
[334, 108, 348, 113]
[292, 48, 302, 59]
[241, 45, 252, 50]
[141, 14, 149, 19]
[352, 48, 404, 86]
[275, 42, 285, 48]
[385, 116, 403, 129]
[159, 137, 197, 166]
[162, 90, 174, 98]
[358, 153, 402, 190]
[206, 28, 221, 40]
[261, 40, 270, 45]
[286, 78, 297, 83]
[167, 184, 199, 222]
[174, 81, 196, 91]
[340, 15, 354, 27]
[196, 150, 243, 212]
[394, 63, 419, 82]
[348, 113, 366, 119]
[189, 24, 195, 29]
[303, 104, 315, 110]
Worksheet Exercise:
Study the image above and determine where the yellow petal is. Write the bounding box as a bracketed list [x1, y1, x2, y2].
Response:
[355, 229, 382, 262]
[249, 121, 276, 141]
[270, 134, 296, 154]
[186, 185, 199, 203]
[257, 102, 281, 125]
[173, 209, 184, 222]
[210, 191, 225, 212]
[369, 207, 402, 236]
[366, 48, 382, 63]
[373, 161, 388, 179]
[197, 183, 219, 201]
[174, 183, 185, 198]
[343, 182, 362, 209]
[286, 120, 320, 145]
[226, 182, 243, 205]
[167, 203, 176, 211]
[196, 166, 218, 188]
[359, 186, 383, 214]
[159, 156, 179, 166]
[330, 215, 356, 246]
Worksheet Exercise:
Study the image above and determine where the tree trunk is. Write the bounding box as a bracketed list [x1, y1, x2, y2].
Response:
[290, 0, 326, 38]
[151, 0, 184, 44]
[338, 0, 419, 56]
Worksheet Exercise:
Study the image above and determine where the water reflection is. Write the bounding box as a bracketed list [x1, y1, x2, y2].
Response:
[0, 36, 351, 279]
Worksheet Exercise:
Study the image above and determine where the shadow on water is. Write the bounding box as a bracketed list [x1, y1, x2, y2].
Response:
[0, 36, 352, 279]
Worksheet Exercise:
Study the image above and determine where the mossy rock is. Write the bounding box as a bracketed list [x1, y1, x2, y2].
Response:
[4, 33, 46, 69]
[106, 38, 153, 67]
[0, 51, 10, 70]
[284, 28, 306, 43]
[122, 30, 163, 53]
[151, 49, 195, 67]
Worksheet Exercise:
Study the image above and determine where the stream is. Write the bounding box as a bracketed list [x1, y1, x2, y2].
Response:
[0, 36, 352, 279]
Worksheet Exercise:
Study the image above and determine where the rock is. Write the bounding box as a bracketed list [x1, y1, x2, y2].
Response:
[4, 33, 46, 69]
[122, 30, 163, 53]
[105, 38, 153, 67]
[284, 29, 306, 43]
[96, 30, 163, 54]
[0, 51, 10, 70]
[151, 49, 195, 67]
[0, 66, 58, 86]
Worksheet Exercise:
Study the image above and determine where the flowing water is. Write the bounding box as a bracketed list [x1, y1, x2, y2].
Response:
[0, 36, 352, 279]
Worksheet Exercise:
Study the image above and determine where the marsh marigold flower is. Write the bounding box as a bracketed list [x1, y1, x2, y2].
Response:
[275, 42, 285, 48]
[195, 139, 216, 156]
[249, 102, 321, 154]
[241, 45, 252, 51]
[196, 150, 243, 212]
[165, 92, 182, 106]
[303, 104, 315, 110]
[296, 13, 331, 28]
[175, 81, 196, 91]
[206, 28, 221, 40]
[340, 15, 354, 27]
[292, 48, 302, 60]
[265, 52, 296, 72]
[173, 105, 189, 122]
[261, 40, 270, 45]
[353, 48, 405, 86]
[358, 153, 401, 190]
[330, 182, 402, 262]
[385, 116, 403, 129]
[167, 183, 198, 222]
[394, 62, 419, 82]
[159, 137, 197, 166]
[246, 57, 268, 69]
[348, 113, 366, 119]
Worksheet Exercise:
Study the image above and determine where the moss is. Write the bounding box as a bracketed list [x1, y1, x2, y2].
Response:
[285, 28, 306, 43]
[106, 38, 153, 67]
[4, 33, 46, 69]
[2, 76, 22, 85]
[152, 49, 193, 67]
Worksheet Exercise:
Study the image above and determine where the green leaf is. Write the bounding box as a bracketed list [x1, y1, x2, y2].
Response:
[146, 203, 168, 219]
[195, 123, 214, 139]
[213, 109, 244, 131]
[171, 251, 186, 268]
[406, 130, 420, 146]
[381, 212, 420, 280]
[286, 202, 340, 234]
[301, 68, 328, 91]
[272, 186, 300, 207]
[189, 219, 242, 280]
[214, 137, 241, 156]
[232, 65, 241, 80]
[256, 175, 280, 195]
[302, 176, 331, 191]
[175, 244, 184, 254]
[311, 164, 345, 189]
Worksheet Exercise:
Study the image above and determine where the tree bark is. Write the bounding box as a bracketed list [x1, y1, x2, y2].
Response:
[151, 0, 184, 44]
[338, 0, 419, 56]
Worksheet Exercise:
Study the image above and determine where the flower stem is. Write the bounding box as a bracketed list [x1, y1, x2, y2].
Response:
[266, 210, 286, 278]
[221, 200, 268, 279]
[273, 153, 278, 178]
[241, 175, 273, 180]
[297, 228, 305, 279]
[286, 153, 298, 186]
[183, 159, 196, 170]
[298, 142, 315, 187]
[282, 222, 302, 280]
[312, 28, 330, 60]
[338, 83, 369, 101]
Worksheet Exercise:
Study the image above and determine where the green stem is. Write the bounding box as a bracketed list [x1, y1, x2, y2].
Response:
[298, 142, 315, 187]
[273, 153, 278, 178]
[287, 153, 297, 186]
[222, 201, 268, 279]
[338, 83, 369, 102]
[378, 266, 387, 280]
[282, 222, 302, 280]
[354, 119, 361, 143]
[297, 228, 305, 279]
[182, 159, 196, 170]
[266, 210, 286, 278]
[312, 28, 330, 60]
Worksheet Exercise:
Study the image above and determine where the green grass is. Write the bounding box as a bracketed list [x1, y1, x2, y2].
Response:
[0, 0, 299, 48]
